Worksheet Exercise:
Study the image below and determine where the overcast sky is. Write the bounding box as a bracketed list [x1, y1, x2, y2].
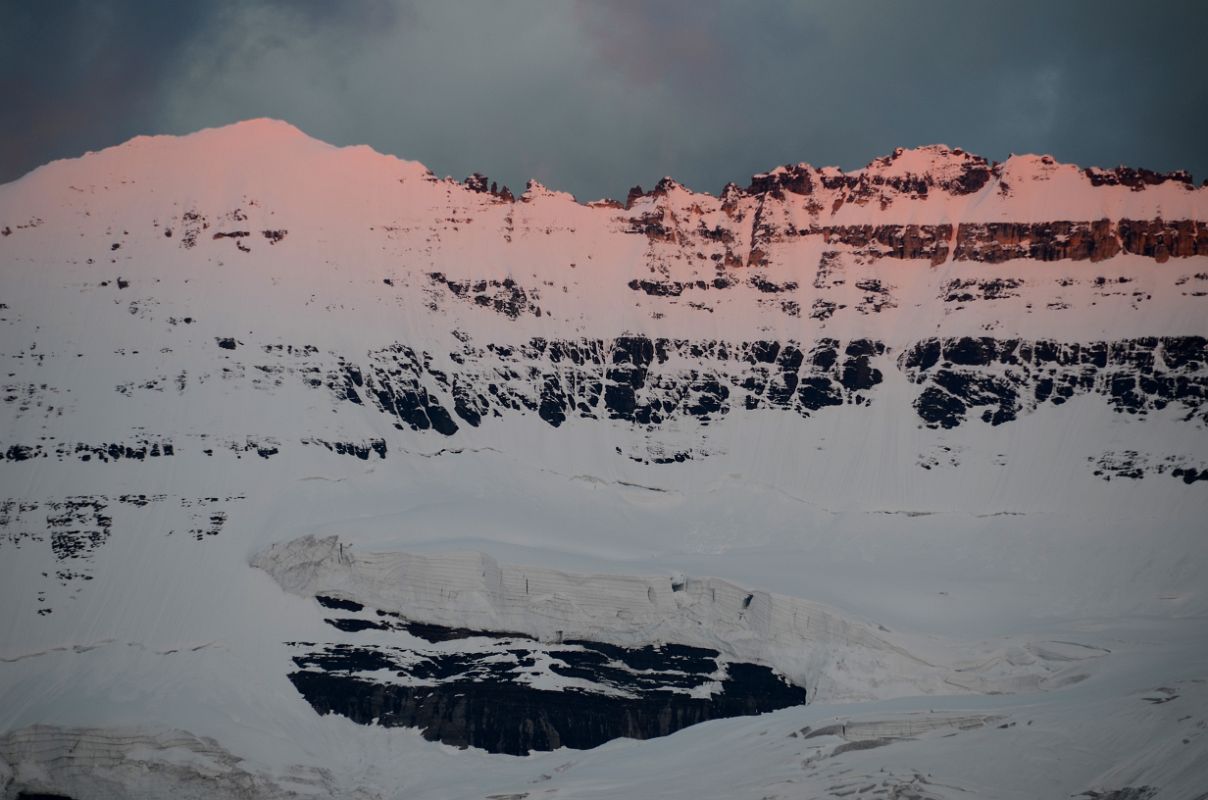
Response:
[2, 1, 1205, 200]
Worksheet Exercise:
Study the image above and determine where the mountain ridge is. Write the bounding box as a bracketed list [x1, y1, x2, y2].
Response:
[5, 117, 1203, 205]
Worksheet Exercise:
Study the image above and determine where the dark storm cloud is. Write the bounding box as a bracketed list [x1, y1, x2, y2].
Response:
[0, 0, 403, 186]
[2, 1, 1205, 199]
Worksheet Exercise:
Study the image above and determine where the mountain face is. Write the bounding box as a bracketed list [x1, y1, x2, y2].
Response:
[0, 120, 1206, 798]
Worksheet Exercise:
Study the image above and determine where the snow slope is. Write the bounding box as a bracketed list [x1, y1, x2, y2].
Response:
[0, 120, 1206, 798]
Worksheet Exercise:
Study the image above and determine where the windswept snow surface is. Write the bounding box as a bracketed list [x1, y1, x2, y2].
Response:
[0, 120, 1206, 798]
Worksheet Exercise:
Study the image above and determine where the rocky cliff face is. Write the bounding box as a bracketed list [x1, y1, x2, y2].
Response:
[287, 617, 804, 755]
[617, 146, 1205, 271]
[901, 336, 1208, 429]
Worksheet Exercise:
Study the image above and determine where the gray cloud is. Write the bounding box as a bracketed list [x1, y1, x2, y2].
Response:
[2, 1, 1205, 199]
[0, 0, 402, 183]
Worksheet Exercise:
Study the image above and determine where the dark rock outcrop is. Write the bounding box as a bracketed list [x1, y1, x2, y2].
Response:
[1117, 219, 1208, 262]
[803, 224, 953, 265]
[1085, 166, 1193, 190]
[316, 336, 886, 436]
[953, 220, 1120, 263]
[288, 626, 805, 755]
[901, 336, 1208, 428]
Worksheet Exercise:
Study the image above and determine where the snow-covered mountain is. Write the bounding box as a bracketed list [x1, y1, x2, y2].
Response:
[1, 119, 1205, 798]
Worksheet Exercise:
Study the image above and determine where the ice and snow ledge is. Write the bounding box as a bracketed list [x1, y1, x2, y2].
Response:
[251, 535, 1106, 702]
